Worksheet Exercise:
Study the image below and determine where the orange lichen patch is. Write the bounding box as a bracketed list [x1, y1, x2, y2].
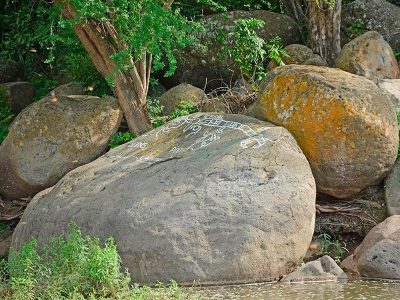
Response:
[260, 73, 353, 165]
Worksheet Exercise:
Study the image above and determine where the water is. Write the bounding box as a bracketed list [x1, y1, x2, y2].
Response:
[196, 280, 400, 300]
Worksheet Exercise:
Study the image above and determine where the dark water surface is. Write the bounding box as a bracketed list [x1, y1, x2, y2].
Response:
[195, 280, 400, 299]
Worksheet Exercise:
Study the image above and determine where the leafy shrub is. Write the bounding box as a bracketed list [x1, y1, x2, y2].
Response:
[175, 0, 281, 17]
[219, 18, 288, 82]
[266, 36, 289, 67]
[318, 232, 348, 263]
[221, 18, 267, 82]
[147, 98, 167, 128]
[168, 101, 198, 120]
[109, 132, 135, 149]
[0, 224, 199, 299]
[346, 19, 367, 39]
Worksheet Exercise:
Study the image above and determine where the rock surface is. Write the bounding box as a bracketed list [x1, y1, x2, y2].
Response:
[354, 216, 400, 279]
[342, 0, 400, 51]
[253, 65, 399, 198]
[2, 82, 35, 114]
[0, 59, 24, 83]
[378, 79, 400, 113]
[160, 10, 301, 91]
[385, 159, 400, 216]
[159, 84, 207, 115]
[335, 31, 399, 82]
[0, 95, 122, 200]
[282, 255, 347, 283]
[47, 82, 85, 97]
[267, 44, 327, 71]
[12, 113, 316, 285]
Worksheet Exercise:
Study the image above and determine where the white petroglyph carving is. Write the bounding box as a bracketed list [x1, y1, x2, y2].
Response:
[131, 114, 276, 165]
[128, 141, 149, 149]
[157, 114, 275, 151]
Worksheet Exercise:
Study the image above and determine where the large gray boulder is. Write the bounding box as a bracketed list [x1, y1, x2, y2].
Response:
[335, 31, 399, 82]
[342, 0, 400, 51]
[12, 113, 316, 285]
[0, 95, 122, 200]
[282, 255, 347, 283]
[385, 159, 400, 216]
[354, 216, 400, 279]
[160, 10, 301, 91]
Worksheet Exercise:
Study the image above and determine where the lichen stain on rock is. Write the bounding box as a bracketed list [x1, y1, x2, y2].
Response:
[260, 74, 351, 165]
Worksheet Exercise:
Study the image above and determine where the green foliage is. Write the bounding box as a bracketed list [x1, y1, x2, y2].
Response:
[394, 49, 400, 64]
[168, 101, 198, 120]
[346, 19, 367, 39]
[219, 18, 288, 82]
[220, 18, 267, 82]
[64, 0, 200, 78]
[0, 224, 199, 299]
[109, 132, 135, 149]
[318, 233, 348, 263]
[266, 36, 289, 67]
[174, 0, 281, 17]
[147, 98, 167, 128]
[0, 86, 13, 144]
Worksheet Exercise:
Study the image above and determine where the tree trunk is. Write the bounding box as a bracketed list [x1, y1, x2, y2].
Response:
[282, 0, 308, 25]
[307, 0, 342, 66]
[60, 2, 152, 135]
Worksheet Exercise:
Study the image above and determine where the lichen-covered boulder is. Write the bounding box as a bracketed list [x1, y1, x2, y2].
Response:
[342, 0, 400, 51]
[335, 31, 399, 82]
[254, 65, 399, 198]
[160, 10, 301, 91]
[159, 83, 207, 115]
[0, 59, 24, 83]
[385, 159, 400, 216]
[2, 82, 35, 114]
[267, 44, 327, 71]
[0, 95, 122, 200]
[354, 216, 400, 279]
[12, 113, 316, 285]
[282, 255, 347, 283]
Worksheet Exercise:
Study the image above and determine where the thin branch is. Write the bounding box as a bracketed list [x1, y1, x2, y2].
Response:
[145, 53, 153, 95]
[163, 0, 175, 9]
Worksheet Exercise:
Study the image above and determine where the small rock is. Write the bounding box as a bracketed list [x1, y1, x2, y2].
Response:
[385, 159, 400, 216]
[335, 31, 399, 82]
[267, 44, 328, 70]
[282, 256, 348, 283]
[355, 216, 400, 279]
[0, 59, 24, 83]
[47, 82, 85, 97]
[2, 82, 35, 114]
[159, 83, 207, 115]
[378, 79, 400, 114]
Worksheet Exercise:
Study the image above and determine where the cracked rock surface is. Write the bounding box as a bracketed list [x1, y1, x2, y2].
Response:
[12, 113, 316, 285]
